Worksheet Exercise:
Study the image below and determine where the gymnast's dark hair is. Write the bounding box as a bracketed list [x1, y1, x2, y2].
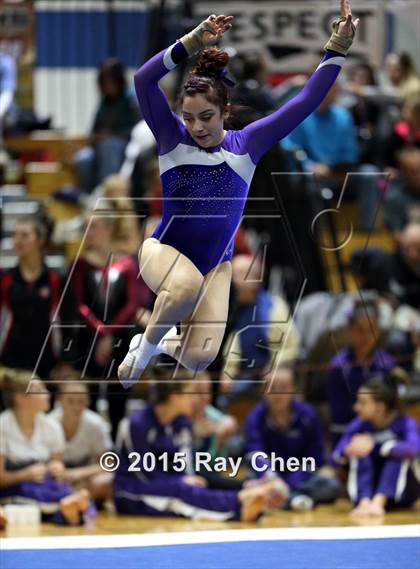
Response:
[348, 298, 379, 325]
[180, 47, 232, 113]
[148, 365, 195, 405]
[98, 57, 126, 96]
[362, 368, 409, 412]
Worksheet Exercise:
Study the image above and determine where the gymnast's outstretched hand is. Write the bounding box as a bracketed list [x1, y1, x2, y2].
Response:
[324, 0, 359, 54]
[201, 14, 234, 47]
[337, 0, 360, 37]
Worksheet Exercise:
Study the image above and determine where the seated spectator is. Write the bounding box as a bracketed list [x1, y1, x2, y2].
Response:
[281, 82, 382, 230]
[230, 51, 276, 114]
[384, 148, 420, 231]
[50, 380, 113, 502]
[193, 371, 238, 457]
[0, 368, 93, 525]
[69, 207, 148, 439]
[119, 79, 175, 199]
[52, 174, 142, 257]
[383, 53, 420, 102]
[100, 175, 142, 256]
[0, 214, 77, 380]
[328, 299, 396, 446]
[332, 370, 419, 518]
[113, 367, 288, 521]
[221, 254, 299, 399]
[351, 222, 420, 309]
[245, 364, 341, 511]
[192, 371, 241, 490]
[74, 58, 140, 193]
[384, 96, 420, 169]
[344, 62, 381, 163]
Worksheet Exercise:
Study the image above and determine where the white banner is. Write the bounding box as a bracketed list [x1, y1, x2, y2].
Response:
[195, 1, 386, 72]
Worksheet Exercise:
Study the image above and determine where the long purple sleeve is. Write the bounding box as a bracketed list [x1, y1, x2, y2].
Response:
[331, 418, 362, 466]
[133, 41, 189, 155]
[332, 415, 420, 465]
[135, 41, 345, 164]
[238, 50, 346, 164]
[379, 416, 420, 460]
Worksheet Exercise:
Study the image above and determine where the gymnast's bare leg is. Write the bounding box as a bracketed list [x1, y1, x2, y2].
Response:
[118, 237, 232, 387]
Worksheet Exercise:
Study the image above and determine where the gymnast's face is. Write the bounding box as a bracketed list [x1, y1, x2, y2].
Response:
[182, 93, 228, 148]
[349, 315, 378, 358]
[264, 369, 295, 416]
[354, 390, 379, 422]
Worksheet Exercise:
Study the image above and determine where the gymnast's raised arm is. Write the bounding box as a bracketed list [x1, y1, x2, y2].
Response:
[239, 0, 359, 164]
[133, 14, 233, 155]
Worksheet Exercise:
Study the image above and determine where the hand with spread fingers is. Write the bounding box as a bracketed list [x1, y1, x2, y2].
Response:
[202, 14, 234, 47]
[337, 0, 360, 37]
[180, 14, 233, 54]
[325, 0, 359, 54]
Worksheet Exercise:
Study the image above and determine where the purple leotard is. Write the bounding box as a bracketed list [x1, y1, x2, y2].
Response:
[134, 41, 346, 275]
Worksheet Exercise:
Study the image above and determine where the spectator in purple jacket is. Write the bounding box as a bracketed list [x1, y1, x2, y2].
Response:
[113, 367, 288, 521]
[328, 299, 396, 446]
[245, 364, 341, 511]
[332, 369, 419, 518]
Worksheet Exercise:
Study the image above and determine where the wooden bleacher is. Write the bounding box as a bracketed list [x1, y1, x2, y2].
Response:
[5, 132, 87, 164]
[317, 202, 395, 294]
[4, 132, 87, 263]
[24, 162, 77, 196]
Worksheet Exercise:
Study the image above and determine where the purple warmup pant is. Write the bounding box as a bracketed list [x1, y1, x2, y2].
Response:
[114, 475, 241, 521]
[0, 473, 76, 524]
[348, 456, 420, 506]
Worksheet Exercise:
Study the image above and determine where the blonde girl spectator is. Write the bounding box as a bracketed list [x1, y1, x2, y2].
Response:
[0, 368, 92, 525]
[50, 379, 113, 502]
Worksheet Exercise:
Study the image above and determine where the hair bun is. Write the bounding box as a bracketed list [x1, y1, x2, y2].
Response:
[388, 367, 410, 387]
[193, 48, 229, 78]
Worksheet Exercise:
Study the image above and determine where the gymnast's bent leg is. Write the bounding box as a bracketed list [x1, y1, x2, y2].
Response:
[118, 237, 205, 385]
[376, 458, 420, 508]
[152, 260, 232, 373]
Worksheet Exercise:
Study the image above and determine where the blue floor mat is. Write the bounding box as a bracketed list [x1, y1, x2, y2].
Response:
[2, 537, 419, 569]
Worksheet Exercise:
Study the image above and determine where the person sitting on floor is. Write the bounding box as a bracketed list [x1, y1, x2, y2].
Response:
[332, 369, 420, 518]
[50, 379, 113, 503]
[0, 368, 93, 525]
[113, 366, 288, 521]
[245, 364, 341, 511]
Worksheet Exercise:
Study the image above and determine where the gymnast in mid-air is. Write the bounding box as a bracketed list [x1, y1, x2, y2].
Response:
[119, 0, 359, 387]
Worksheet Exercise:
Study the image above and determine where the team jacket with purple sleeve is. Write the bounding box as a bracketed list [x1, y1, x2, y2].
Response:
[134, 41, 346, 275]
[328, 347, 396, 446]
[115, 405, 194, 482]
[332, 414, 420, 466]
[113, 405, 242, 520]
[244, 399, 325, 489]
[331, 415, 420, 503]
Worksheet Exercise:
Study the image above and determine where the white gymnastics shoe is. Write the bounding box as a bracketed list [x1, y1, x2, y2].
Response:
[118, 326, 178, 389]
[117, 334, 155, 389]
